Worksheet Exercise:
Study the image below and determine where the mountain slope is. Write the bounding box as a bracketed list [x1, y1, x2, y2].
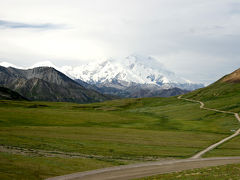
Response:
[75, 78, 189, 98]
[221, 68, 240, 83]
[0, 66, 110, 103]
[0, 87, 28, 100]
[184, 68, 240, 100]
[183, 68, 240, 113]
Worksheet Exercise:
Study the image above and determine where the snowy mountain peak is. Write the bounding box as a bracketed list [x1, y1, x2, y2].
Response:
[0, 56, 204, 91]
[0, 62, 22, 69]
[60, 55, 202, 90]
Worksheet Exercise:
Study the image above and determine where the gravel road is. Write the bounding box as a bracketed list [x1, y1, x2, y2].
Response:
[46, 157, 240, 180]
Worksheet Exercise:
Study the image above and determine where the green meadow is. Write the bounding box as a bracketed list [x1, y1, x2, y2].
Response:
[204, 135, 240, 157]
[0, 89, 240, 179]
[0, 152, 122, 180]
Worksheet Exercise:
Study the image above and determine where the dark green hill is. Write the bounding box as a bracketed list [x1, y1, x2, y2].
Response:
[184, 68, 240, 100]
[183, 68, 240, 112]
[0, 87, 27, 100]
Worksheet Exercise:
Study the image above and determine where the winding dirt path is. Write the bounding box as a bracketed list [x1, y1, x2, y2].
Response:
[46, 157, 240, 180]
[178, 95, 240, 159]
[45, 96, 240, 180]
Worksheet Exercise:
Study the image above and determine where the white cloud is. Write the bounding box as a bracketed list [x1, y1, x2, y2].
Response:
[0, 0, 239, 84]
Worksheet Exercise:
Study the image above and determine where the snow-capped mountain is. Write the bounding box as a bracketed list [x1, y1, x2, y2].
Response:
[60, 55, 203, 91]
[0, 62, 23, 69]
[0, 55, 204, 98]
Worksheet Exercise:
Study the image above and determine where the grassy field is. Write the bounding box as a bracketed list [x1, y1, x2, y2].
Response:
[0, 98, 236, 158]
[0, 92, 240, 179]
[138, 163, 240, 180]
[0, 152, 124, 180]
[204, 135, 240, 157]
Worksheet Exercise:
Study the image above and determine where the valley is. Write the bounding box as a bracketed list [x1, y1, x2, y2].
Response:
[0, 88, 240, 179]
[0, 68, 240, 179]
[1, 1, 238, 179]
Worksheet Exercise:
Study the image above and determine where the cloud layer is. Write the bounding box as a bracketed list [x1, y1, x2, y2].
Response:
[0, 20, 62, 29]
[0, 0, 239, 84]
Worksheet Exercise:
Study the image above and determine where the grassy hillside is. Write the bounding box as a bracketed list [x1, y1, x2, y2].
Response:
[0, 94, 239, 179]
[184, 82, 240, 111]
[182, 68, 240, 158]
[183, 69, 240, 112]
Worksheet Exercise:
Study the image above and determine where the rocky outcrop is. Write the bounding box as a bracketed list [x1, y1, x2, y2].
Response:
[0, 66, 110, 103]
[0, 86, 28, 100]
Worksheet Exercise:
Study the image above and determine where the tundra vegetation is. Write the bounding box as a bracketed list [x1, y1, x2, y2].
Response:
[1, 72, 240, 179]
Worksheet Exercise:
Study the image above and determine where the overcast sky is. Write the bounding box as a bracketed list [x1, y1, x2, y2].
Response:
[0, 0, 239, 84]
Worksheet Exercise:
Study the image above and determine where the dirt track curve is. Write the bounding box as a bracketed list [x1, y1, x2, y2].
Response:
[46, 96, 240, 180]
[177, 95, 240, 159]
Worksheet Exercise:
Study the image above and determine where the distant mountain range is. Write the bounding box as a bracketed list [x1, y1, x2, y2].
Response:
[0, 66, 109, 103]
[0, 56, 204, 101]
[0, 56, 203, 98]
